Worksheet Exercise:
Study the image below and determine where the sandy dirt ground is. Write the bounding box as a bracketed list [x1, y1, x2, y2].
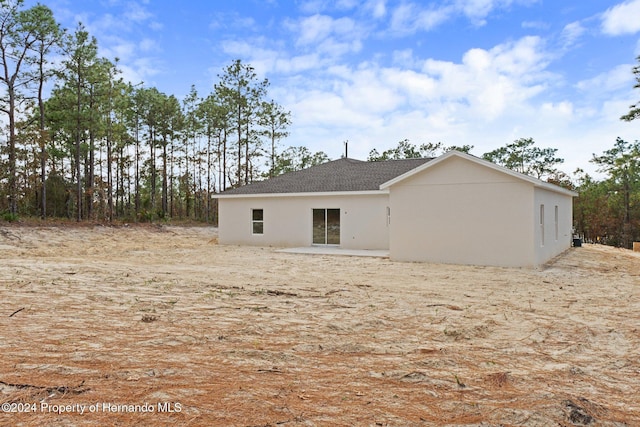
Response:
[0, 224, 638, 427]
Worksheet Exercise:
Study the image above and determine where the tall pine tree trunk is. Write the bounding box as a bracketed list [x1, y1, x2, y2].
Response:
[162, 139, 168, 216]
[75, 79, 82, 221]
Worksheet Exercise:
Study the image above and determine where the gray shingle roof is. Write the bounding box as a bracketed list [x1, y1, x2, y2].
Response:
[219, 157, 433, 195]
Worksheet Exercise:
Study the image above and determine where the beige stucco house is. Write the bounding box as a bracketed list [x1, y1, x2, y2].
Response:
[216, 150, 578, 267]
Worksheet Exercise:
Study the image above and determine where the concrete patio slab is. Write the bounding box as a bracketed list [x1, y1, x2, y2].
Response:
[276, 246, 389, 258]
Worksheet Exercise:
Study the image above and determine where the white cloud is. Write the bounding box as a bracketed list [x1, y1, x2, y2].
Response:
[381, 68, 437, 103]
[560, 21, 586, 49]
[336, 0, 360, 10]
[294, 14, 358, 46]
[411, 36, 550, 121]
[456, 0, 541, 21]
[601, 0, 640, 35]
[206, 6, 628, 171]
[454, 0, 497, 25]
[139, 38, 159, 53]
[291, 90, 373, 128]
[391, 48, 417, 68]
[295, 14, 336, 45]
[575, 63, 636, 93]
[209, 12, 257, 31]
[77, 13, 120, 35]
[336, 68, 404, 113]
[541, 101, 574, 117]
[278, 34, 566, 164]
[102, 39, 136, 61]
[299, 0, 327, 14]
[219, 39, 256, 57]
[117, 56, 162, 88]
[275, 54, 323, 73]
[388, 0, 539, 34]
[493, 36, 549, 75]
[75, 1, 154, 36]
[522, 20, 549, 30]
[123, 1, 152, 22]
[279, 14, 365, 62]
[365, 0, 387, 19]
[148, 21, 163, 31]
[56, 0, 163, 81]
[389, 3, 451, 34]
[219, 39, 327, 76]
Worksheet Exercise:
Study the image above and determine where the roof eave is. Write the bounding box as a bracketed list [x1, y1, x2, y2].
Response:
[533, 182, 578, 197]
[216, 189, 389, 199]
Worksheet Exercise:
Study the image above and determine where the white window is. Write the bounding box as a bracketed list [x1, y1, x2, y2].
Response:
[554, 205, 559, 241]
[540, 204, 545, 246]
[252, 209, 264, 235]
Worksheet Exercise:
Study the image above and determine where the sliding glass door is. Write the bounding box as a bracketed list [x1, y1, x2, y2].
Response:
[312, 208, 340, 245]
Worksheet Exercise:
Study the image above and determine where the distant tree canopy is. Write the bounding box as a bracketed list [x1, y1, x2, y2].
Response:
[482, 137, 564, 180]
[268, 146, 330, 177]
[0, 0, 63, 216]
[572, 56, 640, 247]
[572, 138, 640, 248]
[367, 139, 473, 161]
[0, 0, 295, 223]
[620, 55, 640, 122]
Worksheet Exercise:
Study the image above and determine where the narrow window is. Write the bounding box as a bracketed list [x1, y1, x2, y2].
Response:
[540, 204, 545, 246]
[554, 205, 559, 241]
[386, 206, 391, 226]
[252, 209, 264, 235]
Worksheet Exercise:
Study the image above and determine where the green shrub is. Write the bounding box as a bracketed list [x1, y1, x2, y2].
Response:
[1, 211, 18, 222]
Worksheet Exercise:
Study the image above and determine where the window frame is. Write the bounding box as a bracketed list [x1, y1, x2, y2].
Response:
[251, 209, 264, 235]
[312, 208, 340, 245]
[540, 204, 545, 247]
[554, 205, 559, 241]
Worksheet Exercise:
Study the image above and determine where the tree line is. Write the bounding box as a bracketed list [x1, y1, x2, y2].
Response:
[1, 0, 330, 223]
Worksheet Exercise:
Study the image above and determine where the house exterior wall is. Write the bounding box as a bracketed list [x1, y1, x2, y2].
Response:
[218, 193, 390, 249]
[533, 187, 574, 265]
[388, 155, 537, 267]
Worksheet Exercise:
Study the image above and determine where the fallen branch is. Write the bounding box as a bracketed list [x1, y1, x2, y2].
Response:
[257, 368, 283, 374]
[425, 304, 463, 310]
[0, 229, 20, 240]
[325, 289, 347, 296]
[8, 307, 24, 318]
[0, 380, 90, 395]
[266, 290, 298, 297]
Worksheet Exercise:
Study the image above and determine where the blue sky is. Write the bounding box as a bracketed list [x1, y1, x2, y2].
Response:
[28, 0, 640, 176]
